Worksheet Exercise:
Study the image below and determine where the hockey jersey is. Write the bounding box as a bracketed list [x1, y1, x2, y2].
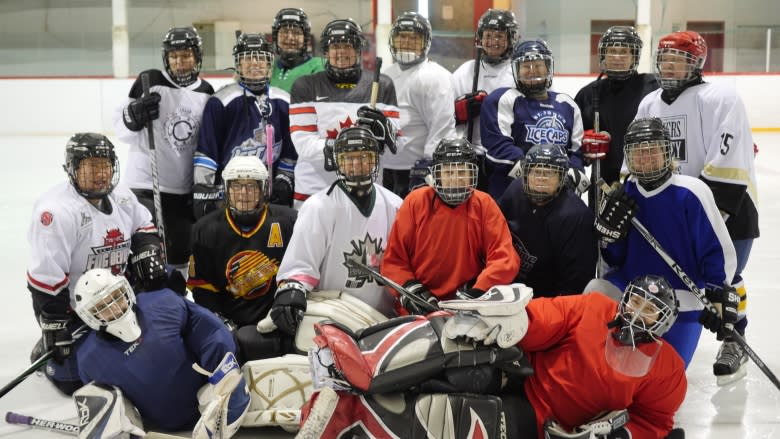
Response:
[276, 183, 402, 317]
[113, 69, 213, 194]
[271, 57, 325, 94]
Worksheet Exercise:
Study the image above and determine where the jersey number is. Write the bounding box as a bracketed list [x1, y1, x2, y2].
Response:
[720, 132, 733, 155]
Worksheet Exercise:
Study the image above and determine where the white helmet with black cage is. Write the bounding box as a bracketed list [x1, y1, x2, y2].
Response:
[74, 268, 141, 343]
[222, 156, 269, 226]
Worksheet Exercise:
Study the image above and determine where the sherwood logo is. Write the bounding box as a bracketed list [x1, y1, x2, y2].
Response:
[31, 417, 78, 432]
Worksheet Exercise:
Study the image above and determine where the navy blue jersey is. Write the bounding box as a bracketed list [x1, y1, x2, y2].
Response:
[498, 180, 596, 296]
[76, 290, 236, 431]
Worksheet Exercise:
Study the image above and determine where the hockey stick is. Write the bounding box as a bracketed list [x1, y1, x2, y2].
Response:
[592, 77, 604, 277]
[370, 57, 383, 109]
[0, 325, 89, 399]
[141, 72, 168, 265]
[5, 411, 187, 438]
[598, 180, 780, 391]
[466, 46, 482, 143]
[345, 259, 439, 312]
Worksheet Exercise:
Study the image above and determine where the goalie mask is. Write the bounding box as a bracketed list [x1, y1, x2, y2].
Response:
[522, 144, 568, 205]
[431, 138, 478, 206]
[162, 27, 203, 87]
[64, 132, 119, 200]
[656, 31, 707, 92]
[272, 8, 311, 68]
[222, 155, 269, 227]
[390, 12, 432, 67]
[512, 39, 554, 98]
[624, 117, 674, 189]
[321, 19, 367, 83]
[599, 26, 642, 80]
[74, 269, 141, 343]
[476, 9, 519, 64]
[234, 32, 274, 93]
[333, 126, 379, 197]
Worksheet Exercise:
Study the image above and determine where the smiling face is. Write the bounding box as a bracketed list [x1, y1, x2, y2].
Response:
[481, 29, 509, 59]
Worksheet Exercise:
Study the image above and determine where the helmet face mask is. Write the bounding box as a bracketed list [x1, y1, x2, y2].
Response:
[599, 26, 642, 80]
[613, 275, 679, 347]
[320, 19, 367, 83]
[476, 9, 519, 64]
[162, 27, 203, 87]
[655, 31, 707, 92]
[624, 117, 673, 186]
[334, 127, 379, 197]
[233, 33, 274, 93]
[74, 269, 141, 343]
[272, 8, 311, 66]
[64, 133, 119, 199]
[511, 40, 554, 97]
[390, 12, 432, 66]
[522, 144, 568, 204]
[222, 156, 269, 223]
[431, 138, 478, 206]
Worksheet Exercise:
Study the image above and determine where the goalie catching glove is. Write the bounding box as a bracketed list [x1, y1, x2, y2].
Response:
[192, 352, 250, 439]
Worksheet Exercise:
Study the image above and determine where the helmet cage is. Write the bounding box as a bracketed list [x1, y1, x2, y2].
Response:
[321, 19, 367, 83]
[271, 8, 311, 63]
[222, 156, 269, 217]
[74, 270, 141, 343]
[432, 161, 478, 205]
[64, 133, 120, 199]
[616, 278, 678, 345]
[234, 33, 273, 93]
[512, 52, 554, 96]
[599, 26, 642, 80]
[625, 139, 673, 185]
[334, 127, 380, 195]
[522, 162, 567, 205]
[162, 27, 203, 87]
[476, 9, 519, 64]
[390, 12, 432, 66]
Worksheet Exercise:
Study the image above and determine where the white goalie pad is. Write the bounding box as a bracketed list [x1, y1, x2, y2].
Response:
[241, 354, 312, 431]
[73, 382, 145, 439]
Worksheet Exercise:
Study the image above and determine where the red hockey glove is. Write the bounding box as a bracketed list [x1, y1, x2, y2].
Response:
[582, 129, 611, 160]
[454, 91, 487, 124]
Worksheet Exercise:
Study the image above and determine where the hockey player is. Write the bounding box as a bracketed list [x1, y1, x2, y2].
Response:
[113, 27, 214, 274]
[498, 144, 596, 296]
[188, 156, 297, 361]
[635, 31, 758, 382]
[481, 39, 586, 200]
[195, 32, 296, 214]
[574, 26, 659, 206]
[382, 12, 456, 198]
[73, 268, 249, 437]
[262, 126, 403, 339]
[381, 138, 518, 314]
[299, 276, 687, 438]
[270, 8, 325, 93]
[593, 117, 739, 368]
[289, 18, 403, 208]
[27, 133, 160, 395]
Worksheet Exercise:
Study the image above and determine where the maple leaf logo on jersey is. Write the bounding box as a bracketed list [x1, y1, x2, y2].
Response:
[325, 116, 356, 139]
[86, 228, 131, 275]
[342, 233, 384, 289]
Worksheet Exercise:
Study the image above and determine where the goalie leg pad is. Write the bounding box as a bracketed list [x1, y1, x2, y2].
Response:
[240, 354, 313, 430]
[413, 393, 506, 439]
[73, 382, 145, 439]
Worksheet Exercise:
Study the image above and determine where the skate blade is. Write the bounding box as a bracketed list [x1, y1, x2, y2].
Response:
[715, 363, 747, 386]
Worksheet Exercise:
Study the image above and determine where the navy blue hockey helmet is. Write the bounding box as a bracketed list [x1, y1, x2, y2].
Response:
[161, 27, 203, 87]
[522, 144, 568, 204]
[511, 39, 554, 97]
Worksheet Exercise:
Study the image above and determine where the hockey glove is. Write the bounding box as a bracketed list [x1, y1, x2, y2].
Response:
[270, 168, 295, 207]
[193, 352, 250, 439]
[39, 311, 74, 364]
[267, 281, 308, 336]
[192, 183, 224, 221]
[122, 92, 161, 131]
[700, 283, 740, 341]
[454, 90, 487, 124]
[544, 409, 629, 439]
[356, 106, 398, 154]
[582, 129, 611, 160]
[565, 168, 591, 196]
[409, 158, 434, 192]
[401, 280, 439, 315]
[323, 139, 337, 172]
[128, 243, 167, 292]
[595, 182, 637, 244]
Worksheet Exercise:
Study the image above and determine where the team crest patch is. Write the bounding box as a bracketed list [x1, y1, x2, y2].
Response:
[342, 233, 384, 289]
[40, 211, 53, 226]
[225, 250, 279, 299]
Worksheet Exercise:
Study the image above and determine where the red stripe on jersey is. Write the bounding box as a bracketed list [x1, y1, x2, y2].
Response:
[27, 271, 69, 294]
[290, 106, 317, 115]
[290, 125, 318, 133]
[383, 110, 400, 118]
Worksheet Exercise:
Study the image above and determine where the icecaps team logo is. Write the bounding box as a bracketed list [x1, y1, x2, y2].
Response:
[231, 123, 282, 164]
[164, 107, 200, 153]
[86, 228, 131, 275]
[524, 112, 569, 145]
[342, 233, 384, 289]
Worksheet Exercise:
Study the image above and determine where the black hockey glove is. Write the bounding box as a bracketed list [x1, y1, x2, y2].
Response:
[39, 311, 75, 364]
[595, 183, 638, 244]
[323, 139, 337, 172]
[409, 158, 433, 192]
[401, 280, 439, 315]
[454, 90, 487, 124]
[269, 282, 308, 336]
[270, 171, 294, 207]
[700, 283, 740, 341]
[128, 243, 167, 292]
[192, 183, 224, 221]
[122, 92, 161, 131]
[356, 106, 397, 154]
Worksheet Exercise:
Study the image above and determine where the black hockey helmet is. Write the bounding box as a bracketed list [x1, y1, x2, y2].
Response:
[614, 274, 679, 345]
[233, 32, 273, 93]
[272, 8, 312, 66]
[624, 117, 673, 187]
[599, 26, 643, 80]
[161, 27, 203, 87]
[476, 9, 518, 64]
[431, 138, 478, 206]
[333, 126, 380, 196]
[522, 144, 569, 204]
[320, 18, 367, 83]
[511, 39, 554, 97]
[389, 12, 432, 66]
[63, 133, 119, 199]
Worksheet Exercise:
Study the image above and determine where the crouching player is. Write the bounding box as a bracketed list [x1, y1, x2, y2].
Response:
[299, 276, 688, 439]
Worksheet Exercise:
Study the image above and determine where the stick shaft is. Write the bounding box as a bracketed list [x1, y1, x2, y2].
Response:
[370, 57, 383, 108]
[141, 72, 168, 265]
[5, 411, 78, 435]
[466, 48, 482, 143]
[346, 260, 438, 312]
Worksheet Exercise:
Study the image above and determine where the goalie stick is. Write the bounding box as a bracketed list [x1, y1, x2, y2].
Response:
[345, 259, 439, 313]
[141, 72, 168, 265]
[599, 179, 780, 392]
[5, 411, 186, 438]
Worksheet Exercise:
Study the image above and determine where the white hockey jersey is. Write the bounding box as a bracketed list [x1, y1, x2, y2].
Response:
[383, 60, 457, 169]
[276, 184, 403, 317]
[113, 69, 213, 194]
[27, 182, 156, 307]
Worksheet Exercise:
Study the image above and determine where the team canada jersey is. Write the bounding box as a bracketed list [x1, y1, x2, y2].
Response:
[276, 184, 402, 317]
[289, 71, 403, 197]
[27, 182, 156, 306]
[635, 82, 758, 239]
[195, 83, 295, 185]
[113, 69, 213, 194]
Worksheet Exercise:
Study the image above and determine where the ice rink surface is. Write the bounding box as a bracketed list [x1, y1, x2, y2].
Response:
[0, 134, 778, 438]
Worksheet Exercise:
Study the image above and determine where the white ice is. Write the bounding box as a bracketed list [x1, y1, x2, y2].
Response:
[0, 134, 778, 438]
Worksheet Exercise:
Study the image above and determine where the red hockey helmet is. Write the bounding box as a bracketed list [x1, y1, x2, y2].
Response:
[655, 31, 708, 91]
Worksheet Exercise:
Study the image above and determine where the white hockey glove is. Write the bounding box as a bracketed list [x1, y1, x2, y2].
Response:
[73, 383, 145, 439]
[507, 160, 524, 180]
[192, 352, 250, 439]
[440, 284, 533, 348]
[544, 410, 629, 439]
[565, 168, 591, 196]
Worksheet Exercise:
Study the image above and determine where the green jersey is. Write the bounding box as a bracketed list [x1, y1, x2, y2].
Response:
[270, 57, 325, 94]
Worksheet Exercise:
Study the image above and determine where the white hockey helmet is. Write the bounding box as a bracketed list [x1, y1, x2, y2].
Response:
[222, 156, 269, 222]
[74, 269, 141, 343]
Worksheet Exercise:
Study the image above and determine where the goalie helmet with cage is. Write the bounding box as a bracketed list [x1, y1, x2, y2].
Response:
[624, 117, 674, 188]
[64, 132, 120, 199]
[431, 138, 478, 206]
[162, 27, 203, 87]
[656, 30, 708, 92]
[233, 32, 274, 93]
[320, 18, 367, 83]
[333, 126, 380, 197]
[599, 25, 643, 80]
[222, 156, 269, 227]
[522, 144, 569, 205]
[74, 268, 141, 343]
[271, 8, 311, 67]
[476, 9, 519, 64]
[613, 274, 679, 346]
[511, 39, 554, 97]
[389, 12, 432, 66]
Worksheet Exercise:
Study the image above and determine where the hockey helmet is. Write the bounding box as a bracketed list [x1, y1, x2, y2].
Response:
[522, 144, 569, 204]
[222, 155, 269, 225]
[389, 12, 432, 66]
[333, 126, 380, 197]
[162, 27, 203, 87]
[74, 269, 141, 343]
[320, 19, 367, 83]
[272, 8, 312, 66]
[599, 26, 643, 80]
[655, 31, 708, 91]
[476, 9, 519, 64]
[624, 117, 673, 187]
[511, 39, 554, 97]
[63, 133, 119, 199]
[233, 32, 274, 93]
[431, 138, 478, 206]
